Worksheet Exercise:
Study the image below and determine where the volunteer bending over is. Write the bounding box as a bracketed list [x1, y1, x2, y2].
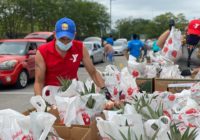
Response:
[34, 17, 111, 99]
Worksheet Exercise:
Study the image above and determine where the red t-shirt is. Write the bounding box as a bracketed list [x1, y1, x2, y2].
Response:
[38, 39, 83, 86]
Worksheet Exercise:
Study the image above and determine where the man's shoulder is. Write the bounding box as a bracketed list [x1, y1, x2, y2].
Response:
[72, 40, 83, 46]
[38, 40, 55, 53]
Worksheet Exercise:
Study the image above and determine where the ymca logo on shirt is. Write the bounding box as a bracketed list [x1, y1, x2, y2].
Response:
[70, 54, 78, 62]
[194, 23, 200, 29]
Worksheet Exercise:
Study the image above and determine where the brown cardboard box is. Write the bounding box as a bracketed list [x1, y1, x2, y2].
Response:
[23, 108, 104, 140]
[136, 78, 154, 93]
[64, 113, 105, 140]
[22, 108, 35, 116]
[54, 125, 91, 140]
[167, 83, 194, 93]
[22, 108, 61, 124]
[154, 78, 200, 92]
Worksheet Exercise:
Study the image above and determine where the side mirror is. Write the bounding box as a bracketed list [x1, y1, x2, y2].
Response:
[28, 50, 36, 55]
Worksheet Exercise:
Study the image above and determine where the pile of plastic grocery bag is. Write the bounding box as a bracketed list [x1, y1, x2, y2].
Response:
[0, 103, 61, 140]
[96, 81, 200, 140]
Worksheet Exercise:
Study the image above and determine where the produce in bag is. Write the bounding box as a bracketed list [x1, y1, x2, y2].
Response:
[144, 116, 170, 140]
[42, 85, 59, 106]
[120, 67, 139, 101]
[128, 55, 146, 78]
[190, 82, 200, 105]
[159, 65, 183, 79]
[96, 114, 145, 140]
[57, 77, 79, 97]
[161, 27, 182, 61]
[30, 112, 56, 140]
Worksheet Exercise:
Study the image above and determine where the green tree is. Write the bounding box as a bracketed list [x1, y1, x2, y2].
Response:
[115, 12, 189, 40]
[0, 0, 29, 38]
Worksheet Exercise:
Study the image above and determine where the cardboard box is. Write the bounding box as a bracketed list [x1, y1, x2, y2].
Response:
[168, 83, 194, 93]
[22, 108, 104, 140]
[22, 108, 35, 116]
[154, 78, 200, 92]
[136, 78, 154, 93]
[22, 108, 61, 124]
[54, 125, 91, 140]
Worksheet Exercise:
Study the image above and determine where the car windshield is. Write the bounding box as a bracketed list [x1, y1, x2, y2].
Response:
[113, 41, 123, 46]
[84, 43, 93, 50]
[0, 42, 27, 55]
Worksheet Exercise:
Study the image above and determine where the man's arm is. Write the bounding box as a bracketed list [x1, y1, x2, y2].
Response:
[34, 51, 46, 96]
[82, 46, 105, 88]
[157, 30, 170, 49]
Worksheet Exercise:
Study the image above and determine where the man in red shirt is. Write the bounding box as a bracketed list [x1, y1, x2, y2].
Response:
[34, 17, 108, 97]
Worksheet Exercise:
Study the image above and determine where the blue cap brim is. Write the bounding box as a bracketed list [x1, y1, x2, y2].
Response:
[56, 31, 74, 40]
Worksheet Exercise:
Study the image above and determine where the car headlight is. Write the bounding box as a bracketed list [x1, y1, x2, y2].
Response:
[0, 60, 18, 70]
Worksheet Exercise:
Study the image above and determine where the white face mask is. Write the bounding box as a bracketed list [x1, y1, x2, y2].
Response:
[56, 39, 72, 51]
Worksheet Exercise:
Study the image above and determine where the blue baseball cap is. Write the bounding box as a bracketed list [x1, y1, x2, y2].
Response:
[55, 17, 76, 40]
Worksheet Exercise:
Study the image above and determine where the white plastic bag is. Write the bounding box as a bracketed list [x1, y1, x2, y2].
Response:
[103, 65, 121, 87]
[0, 109, 32, 140]
[161, 27, 182, 61]
[144, 116, 170, 140]
[120, 67, 139, 100]
[96, 114, 145, 140]
[55, 93, 106, 126]
[42, 85, 59, 105]
[128, 55, 146, 78]
[103, 65, 121, 101]
[30, 96, 46, 112]
[190, 82, 200, 105]
[145, 64, 157, 78]
[57, 79, 80, 97]
[160, 65, 183, 79]
[30, 112, 56, 140]
[55, 95, 79, 126]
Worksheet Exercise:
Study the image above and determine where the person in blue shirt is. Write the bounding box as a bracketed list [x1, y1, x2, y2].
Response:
[152, 39, 161, 52]
[125, 34, 144, 60]
[106, 34, 114, 46]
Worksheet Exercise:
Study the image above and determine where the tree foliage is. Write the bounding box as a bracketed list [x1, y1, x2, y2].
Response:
[0, 0, 110, 38]
[0, 1, 189, 40]
[115, 12, 188, 39]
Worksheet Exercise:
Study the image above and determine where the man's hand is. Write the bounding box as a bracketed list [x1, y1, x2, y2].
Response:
[169, 19, 175, 30]
[191, 68, 200, 75]
[100, 87, 112, 100]
[181, 69, 192, 76]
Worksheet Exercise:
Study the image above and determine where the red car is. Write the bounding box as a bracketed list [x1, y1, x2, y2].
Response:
[24, 31, 54, 42]
[0, 38, 46, 88]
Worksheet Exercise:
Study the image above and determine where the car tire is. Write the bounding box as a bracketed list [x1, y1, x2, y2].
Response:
[16, 70, 29, 88]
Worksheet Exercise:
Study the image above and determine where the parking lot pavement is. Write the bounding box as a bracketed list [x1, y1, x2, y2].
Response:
[0, 56, 127, 112]
[0, 94, 34, 112]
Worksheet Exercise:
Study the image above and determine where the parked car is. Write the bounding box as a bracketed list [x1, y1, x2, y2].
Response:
[24, 31, 54, 42]
[83, 41, 105, 64]
[0, 38, 46, 88]
[84, 37, 102, 46]
[113, 41, 127, 55]
[115, 38, 128, 45]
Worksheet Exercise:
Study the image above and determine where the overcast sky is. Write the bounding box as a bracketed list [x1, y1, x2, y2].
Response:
[92, 0, 200, 23]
